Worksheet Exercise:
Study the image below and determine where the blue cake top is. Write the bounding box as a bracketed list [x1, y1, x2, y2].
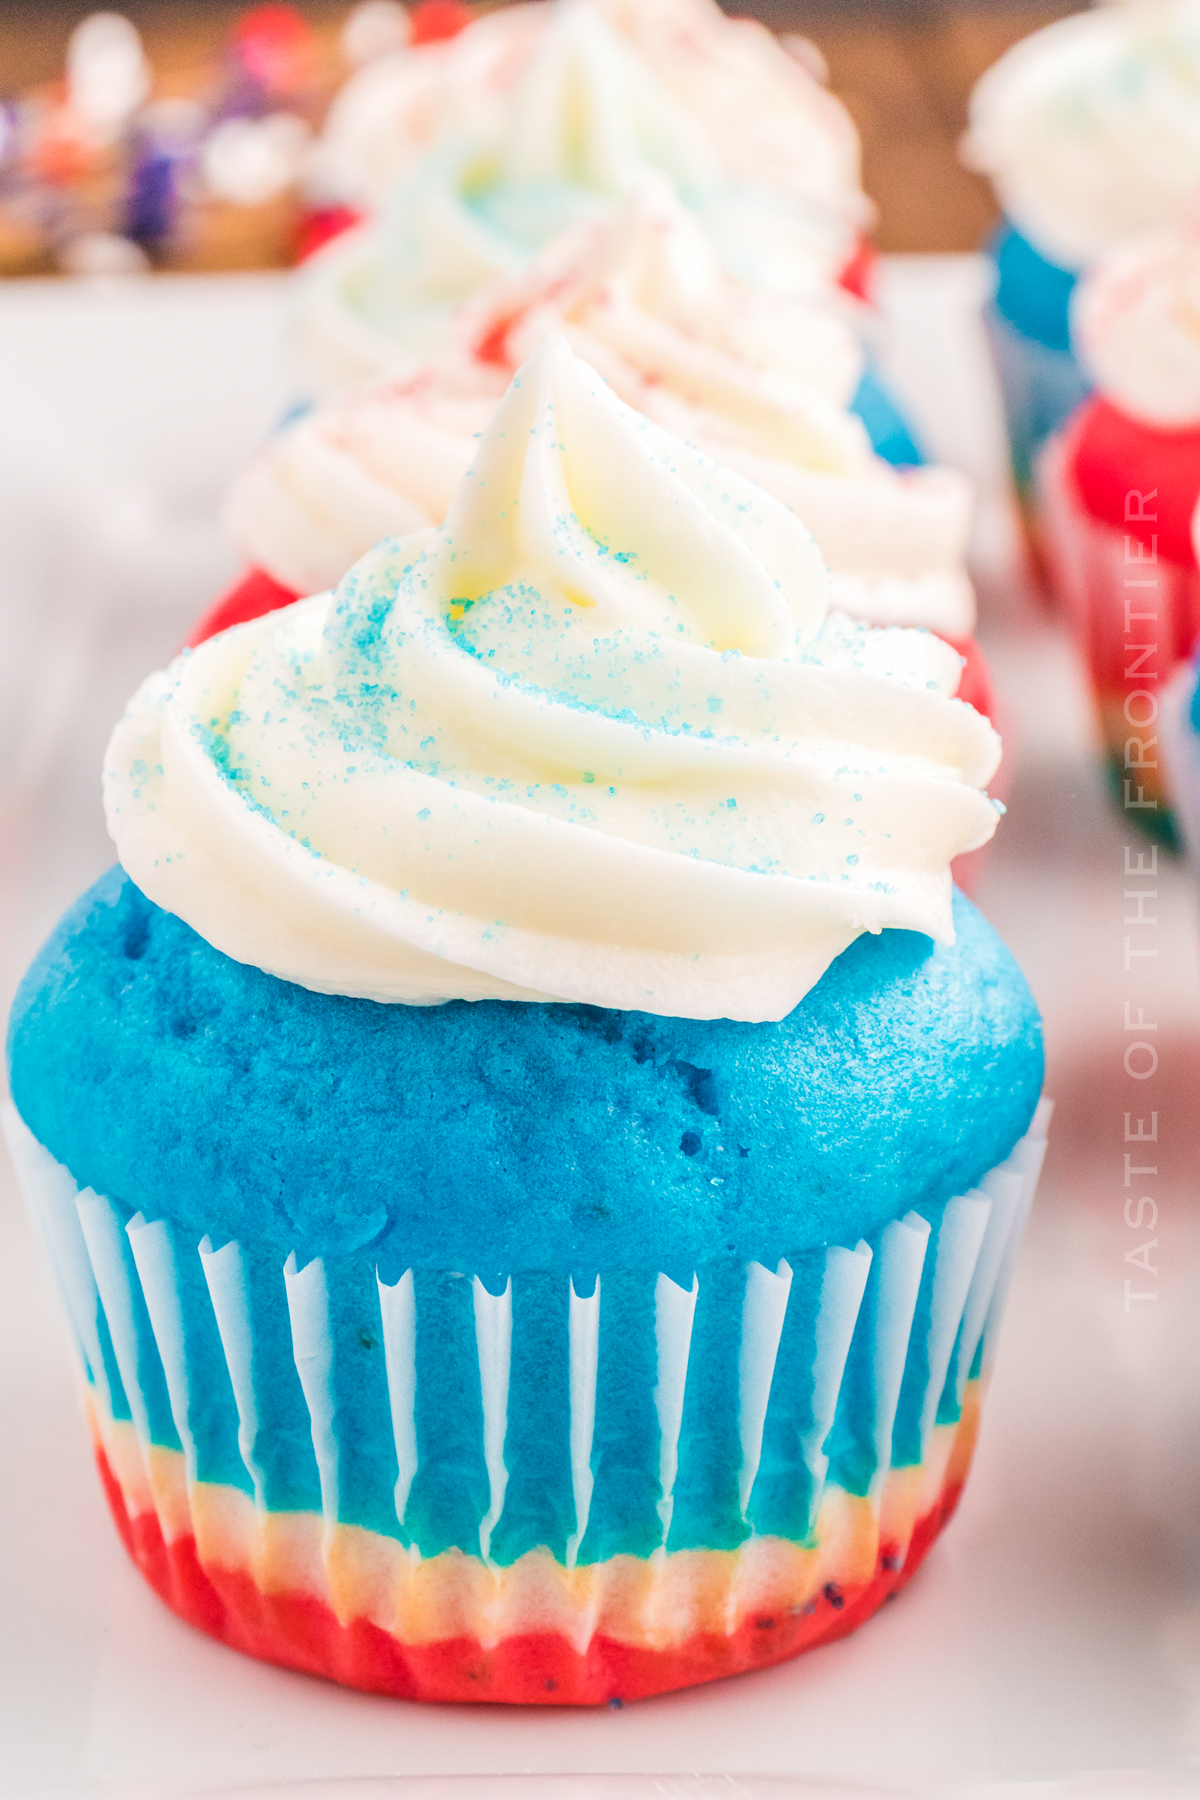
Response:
[848, 364, 926, 468]
[991, 221, 1078, 353]
[8, 870, 1043, 1278]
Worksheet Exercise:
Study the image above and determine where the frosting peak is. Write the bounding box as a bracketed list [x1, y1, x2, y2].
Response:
[964, 0, 1200, 269]
[244, 188, 971, 633]
[435, 334, 820, 658]
[482, 2, 717, 206]
[1072, 221, 1200, 427]
[108, 341, 1000, 1023]
[314, 0, 866, 223]
[462, 176, 865, 406]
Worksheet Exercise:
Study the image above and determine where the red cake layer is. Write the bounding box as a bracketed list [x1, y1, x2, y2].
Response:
[186, 567, 301, 649]
[297, 205, 365, 264]
[1053, 407, 1200, 699]
[1069, 395, 1200, 568]
[943, 632, 996, 729]
[95, 1443, 958, 1706]
[838, 238, 878, 306]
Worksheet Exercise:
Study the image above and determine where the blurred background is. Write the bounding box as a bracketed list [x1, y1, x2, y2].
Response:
[0, 0, 1079, 274]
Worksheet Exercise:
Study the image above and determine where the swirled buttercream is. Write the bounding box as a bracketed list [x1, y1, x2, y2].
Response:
[459, 178, 865, 405]
[298, 3, 857, 397]
[313, 6, 543, 212]
[314, 0, 866, 224]
[226, 369, 503, 597]
[1072, 222, 1200, 428]
[108, 339, 1000, 1022]
[964, 0, 1200, 270]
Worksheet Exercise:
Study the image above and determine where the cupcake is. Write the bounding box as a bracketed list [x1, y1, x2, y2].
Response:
[5, 339, 1044, 1705]
[229, 189, 961, 631]
[962, 0, 1200, 509]
[301, 2, 926, 467]
[298, 4, 861, 401]
[1037, 222, 1200, 840]
[314, 0, 867, 244]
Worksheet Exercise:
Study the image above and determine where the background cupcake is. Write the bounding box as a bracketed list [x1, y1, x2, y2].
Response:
[1037, 221, 1200, 841]
[226, 190, 960, 629]
[297, 4, 859, 395]
[299, 0, 923, 466]
[203, 185, 998, 873]
[962, 0, 1200, 521]
[5, 340, 1043, 1706]
[313, 0, 868, 260]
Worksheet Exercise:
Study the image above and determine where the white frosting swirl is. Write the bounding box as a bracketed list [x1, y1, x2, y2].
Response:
[1072, 221, 1200, 427]
[111, 340, 999, 1022]
[297, 2, 858, 398]
[459, 179, 866, 405]
[226, 369, 503, 597]
[964, 0, 1200, 269]
[313, 6, 544, 211]
[315, 0, 866, 223]
[260, 190, 974, 633]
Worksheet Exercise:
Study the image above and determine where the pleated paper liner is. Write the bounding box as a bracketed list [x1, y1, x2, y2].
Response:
[3, 1098, 1049, 1705]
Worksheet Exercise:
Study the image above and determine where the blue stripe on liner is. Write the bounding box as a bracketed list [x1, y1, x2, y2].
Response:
[320, 1257, 405, 1541]
[667, 1260, 749, 1555]
[230, 1240, 324, 1516]
[744, 1248, 829, 1544]
[488, 1271, 574, 1566]
[405, 1269, 490, 1559]
[577, 1268, 662, 1564]
[148, 1217, 249, 1496]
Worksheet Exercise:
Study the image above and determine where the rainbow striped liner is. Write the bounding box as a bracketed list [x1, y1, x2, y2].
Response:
[3, 1100, 1049, 1705]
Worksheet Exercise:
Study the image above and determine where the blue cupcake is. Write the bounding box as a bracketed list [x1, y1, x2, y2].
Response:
[4, 340, 1044, 1703]
[962, 3, 1200, 507]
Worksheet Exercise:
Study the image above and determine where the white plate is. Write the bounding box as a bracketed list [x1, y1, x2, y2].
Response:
[2, 260, 1199, 1799]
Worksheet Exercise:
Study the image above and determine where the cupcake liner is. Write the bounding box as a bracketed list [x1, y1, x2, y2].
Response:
[2, 1097, 1049, 1704]
[1161, 658, 1200, 865]
[1038, 429, 1200, 840]
[983, 301, 1091, 506]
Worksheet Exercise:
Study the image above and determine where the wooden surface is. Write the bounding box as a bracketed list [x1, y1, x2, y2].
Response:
[0, 1, 1083, 253]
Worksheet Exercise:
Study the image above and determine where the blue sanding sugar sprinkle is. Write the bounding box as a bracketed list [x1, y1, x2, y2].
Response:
[7, 871, 1043, 1276]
